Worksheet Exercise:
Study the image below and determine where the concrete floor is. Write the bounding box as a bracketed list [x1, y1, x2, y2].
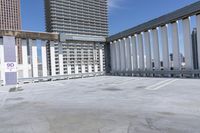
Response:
[0, 76, 200, 133]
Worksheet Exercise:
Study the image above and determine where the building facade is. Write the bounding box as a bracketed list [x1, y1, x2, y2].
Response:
[0, 0, 22, 63]
[45, 0, 108, 36]
[44, 0, 108, 76]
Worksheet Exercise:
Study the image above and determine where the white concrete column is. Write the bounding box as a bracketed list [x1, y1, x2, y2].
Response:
[41, 40, 48, 77]
[29, 39, 38, 77]
[81, 48, 85, 74]
[74, 48, 78, 74]
[131, 36, 138, 71]
[75, 65, 79, 74]
[87, 49, 91, 73]
[137, 34, 145, 70]
[119, 39, 123, 72]
[122, 39, 127, 72]
[152, 29, 160, 70]
[113, 42, 117, 72]
[124, 38, 129, 72]
[67, 65, 71, 75]
[58, 43, 64, 75]
[182, 18, 193, 70]
[125, 37, 131, 71]
[94, 45, 98, 72]
[0, 38, 5, 84]
[81, 65, 86, 73]
[161, 25, 170, 70]
[171, 22, 181, 70]
[110, 42, 114, 72]
[128, 37, 133, 71]
[99, 44, 104, 72]
[88, 64, 92, 73]
[94, 64, 98, 72]
[196, 14, 200, 70]
[50, 41, 56, 76]
[115, 41, 121, 71]
[22, 39, 29, 78]
[144, 31, 152, 70]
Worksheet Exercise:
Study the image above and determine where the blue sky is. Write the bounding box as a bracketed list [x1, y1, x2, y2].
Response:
[21, 0, 199, 35]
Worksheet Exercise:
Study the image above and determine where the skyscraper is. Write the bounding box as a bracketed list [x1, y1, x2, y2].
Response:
[44, 0, 108, 76]
[45, 0, 108, 37]
[0, 0, 21, 30]
[0, 0, 22, 63]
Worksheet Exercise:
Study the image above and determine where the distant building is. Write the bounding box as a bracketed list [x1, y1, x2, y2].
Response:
[44, 0, 108, 76]
[44, 0, 108, 36]
[0, 0, 22, 63]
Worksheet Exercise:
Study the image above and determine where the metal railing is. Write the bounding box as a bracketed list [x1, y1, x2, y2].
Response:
[111, 70, 200, 78]
[18, 72, 105, 84]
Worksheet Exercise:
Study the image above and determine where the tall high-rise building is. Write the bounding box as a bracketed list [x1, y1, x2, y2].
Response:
[45, 0, 108, 37]
[0, 0, 22, 63]
[0, 0, 21, 30]
[44, 0, 108, 76]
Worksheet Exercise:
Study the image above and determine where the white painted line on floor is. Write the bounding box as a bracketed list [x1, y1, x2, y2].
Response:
[145, 79, 178, 91]
[0, 91, 8, 93]
[145, 79, 172, 89]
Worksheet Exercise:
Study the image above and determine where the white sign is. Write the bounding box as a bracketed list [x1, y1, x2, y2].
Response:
[5, 62, 17, 72]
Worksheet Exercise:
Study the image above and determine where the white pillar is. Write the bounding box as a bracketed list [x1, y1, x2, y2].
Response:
[161, 25, 170, 70]
[113, 42, 117, 72]
[41, 40, 48, 77]
[94, 45, 98, 73]
[99, 44, 104, 72]
[152, 29, 160, 70]
[119, 39, 126, 72]
[119, 39, 123, 72]
[171, 22, 181, 70]
[58, 43, 64, 75]
[75, 65, 79, 74]
[115, 41, 121, 72]
[183, 18, 193, 70]
[67, 65, 71, 75]
[137, 34, 145, 70]
[22, 39, 29, 78]
[126, 37, 132, 72]
[131, 36, 138, 71]
[110, 42, 117, 72]
[124, 38, 129, 72]
[74, 48, 78, 74]
[144, 31, 152, 70]
[122, 39, 126, 72]
[0, 38, 5, 84]
[50, 41, 56, 76]
[81, 65, 86, 73]
[196, 14, 200, 70]
[88, 64, 92, 73]
[94, 64, 98, 72]
[29, 39, 38, 77]
[110, 42, 114, 72]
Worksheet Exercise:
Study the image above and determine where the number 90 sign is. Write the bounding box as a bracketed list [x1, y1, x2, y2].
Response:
[5, 62, 16, 72]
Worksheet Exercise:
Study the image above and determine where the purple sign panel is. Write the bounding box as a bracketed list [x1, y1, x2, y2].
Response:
[3, 36, 17, 85]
